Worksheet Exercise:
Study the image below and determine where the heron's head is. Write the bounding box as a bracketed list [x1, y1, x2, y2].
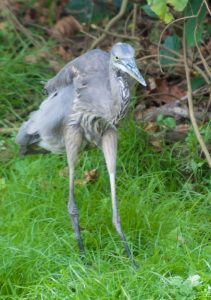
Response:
[111, 42, 146, 87]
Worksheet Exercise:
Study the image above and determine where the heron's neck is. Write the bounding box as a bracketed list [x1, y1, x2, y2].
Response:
[109, 64, 127, 97]
[109, 63, 130, 123]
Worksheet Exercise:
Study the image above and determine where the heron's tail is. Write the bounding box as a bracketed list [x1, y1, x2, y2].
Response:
[16, 118, 45, 155]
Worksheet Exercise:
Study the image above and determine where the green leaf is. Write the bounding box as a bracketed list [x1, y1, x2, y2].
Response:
[190, 159, 204, 172]
[191, 76, 206, 91]
[167, 0, 188, 12]
[160, 34, 181, 65]
[65, 0, 94, 22]
[163, 117, 176, 129]
[147, 0, 188, 23]
[157, 113, 164, 123]
[184, 0, 207, 47]
[157, 115, 176, 129]
[142, 4, 158, 18]
[185, 0, 203, 15]
[148, 0, 173, 23]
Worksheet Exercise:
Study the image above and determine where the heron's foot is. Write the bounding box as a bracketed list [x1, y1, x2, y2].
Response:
[130, 257, 139, 269]
[122, 237, 132, 258]
[112, 217, 133, 258]
[77, 237, 85, 256]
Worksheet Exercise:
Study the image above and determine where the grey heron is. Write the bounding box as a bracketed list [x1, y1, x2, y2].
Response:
[16, 42, 146, 258]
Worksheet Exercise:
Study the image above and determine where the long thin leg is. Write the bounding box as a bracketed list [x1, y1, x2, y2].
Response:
[64, 125, 85, 255]
[102, 128, 132, 257]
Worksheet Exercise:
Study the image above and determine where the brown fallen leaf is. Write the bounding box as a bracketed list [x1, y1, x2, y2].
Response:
[84, 168, 99, 183]
[55, 45, 73, 61]
[59, 166, 69, 177]
[50, 16, 82, 40]
[150, 78, 186, 104]
[75, 169, 99, 186]
[0, 22, 6, 30]
[174, 124, 190, 133]
[149, 135, 163, 151]
[23, 8, 37, 25]
[144, 121, 160, 133]
[134, 103, 145, 120]
[148, 77, 157, 91]
[25, 54, 37, 64]
[177, 235, 185, 243]
[49, 60, 62, 72]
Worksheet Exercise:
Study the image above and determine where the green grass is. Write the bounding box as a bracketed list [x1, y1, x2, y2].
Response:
[0, 33, 211, 300]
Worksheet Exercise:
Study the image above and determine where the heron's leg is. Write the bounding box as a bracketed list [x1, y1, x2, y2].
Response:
[102, 128, 132, 258]
[64, 126, 85, 255]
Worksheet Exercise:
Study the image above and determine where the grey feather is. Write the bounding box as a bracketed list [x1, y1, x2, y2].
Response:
[16, 43, 146, 153]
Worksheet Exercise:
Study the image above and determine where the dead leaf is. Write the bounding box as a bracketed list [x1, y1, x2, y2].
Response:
[148, 77, 157, 91]
[175, 124, 190, 133]
[144, 122, 159, 133]
[50, 16, 82, 40]
[23, 8, 37, 24]
[49, 60, 62, 72]
[149, 136, 163, 151]
[134, 103, 145, 120]
[59, 166, 69, 177]
[25, 55, 37, 64]
[177, 235, 185, 243]
[164, 124, 190, 142]
[84, 168, 99, 183]
[55, 46, 73, 61]
[74, 169, 99, 186]
[148, 44, 157, 55]
[0, 22, 6, 30]
[150, 78, 186, 104]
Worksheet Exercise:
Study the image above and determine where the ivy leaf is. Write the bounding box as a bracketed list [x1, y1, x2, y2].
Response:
[191, 76, 206, 91]
[157, 115, 176, 129]
[184, 0, 207, 47]
[167, 0, 188, 12]
[142, 4, 158, 18]
[147, 0, 188, 23]
[148, 0, 173, 23]
[65, 0, 94, 22]
[163, 117, 176, 129]
[160, 34, 181, 65]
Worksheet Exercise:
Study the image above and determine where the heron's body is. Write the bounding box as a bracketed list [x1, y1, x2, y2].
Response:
[17, 49, 132, 153]
[16, 43, 146, 258]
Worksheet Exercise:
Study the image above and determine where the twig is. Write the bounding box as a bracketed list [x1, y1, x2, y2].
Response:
[183, 24, 211, 168]
[203, 0, 211, 16]
[196, 55, 211, 65]
[193, 24, 211, 112]
[193, 64, 210, 84]
[91, 24, 139, 41]
[132, 3, 138, 37]
[146, 93, 183, 101]
[89, 0, 128, 49]
[124, 8, 133, 35]
[180, 85, 209, 100]
[137, 54, 181, 63]
[80, 28, 97, 40]
[160, 44, 183, 58]
[194, 26, 211, 80]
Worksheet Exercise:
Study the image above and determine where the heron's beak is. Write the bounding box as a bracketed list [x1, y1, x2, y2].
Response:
[120, 58, 147, 87]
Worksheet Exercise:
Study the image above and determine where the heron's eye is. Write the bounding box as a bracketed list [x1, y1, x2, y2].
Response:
[115, 56, 119, 60]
